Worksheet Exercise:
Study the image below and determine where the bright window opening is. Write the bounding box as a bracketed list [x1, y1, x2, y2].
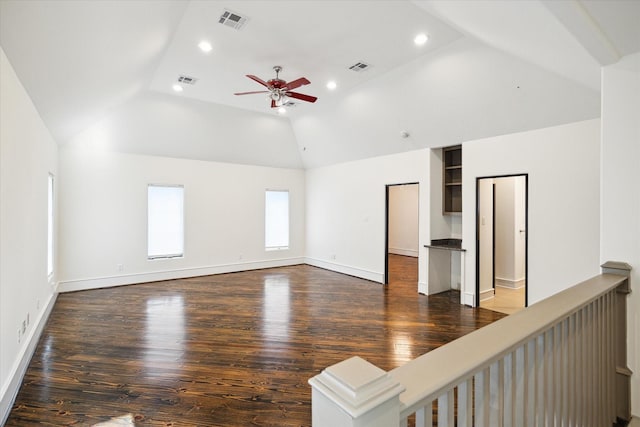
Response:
[265, 190, 289, 250]
[148, 185, 184, 259]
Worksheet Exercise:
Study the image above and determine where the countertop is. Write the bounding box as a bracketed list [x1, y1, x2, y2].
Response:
[424, 238, 465, 252]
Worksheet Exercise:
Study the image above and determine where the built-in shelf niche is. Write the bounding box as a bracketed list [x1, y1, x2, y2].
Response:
[443, 145, 462, 215]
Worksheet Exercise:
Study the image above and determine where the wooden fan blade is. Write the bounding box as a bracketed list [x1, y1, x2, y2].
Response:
[234, 90, 269, 96]
[271, 99, 277, 108]
[286, 91, 317, 103]
[246, 74, 269, 87]
[285, 77, 310, 90]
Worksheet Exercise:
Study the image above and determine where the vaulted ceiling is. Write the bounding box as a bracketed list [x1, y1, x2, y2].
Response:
[1, 0, 639, 169]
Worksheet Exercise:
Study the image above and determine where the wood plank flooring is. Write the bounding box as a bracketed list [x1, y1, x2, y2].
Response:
[6, 255, 505, 426]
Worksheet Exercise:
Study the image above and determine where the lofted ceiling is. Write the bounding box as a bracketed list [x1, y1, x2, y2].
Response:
[1, 0, 639, 169]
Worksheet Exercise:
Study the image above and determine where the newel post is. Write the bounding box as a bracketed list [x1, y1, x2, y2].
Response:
[308, 356, 405, 427]
[601, 261, 632, 423]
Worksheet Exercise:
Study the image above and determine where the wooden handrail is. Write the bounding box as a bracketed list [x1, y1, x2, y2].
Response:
[309, 263, 631, 427]
[390, 273, 628, 418]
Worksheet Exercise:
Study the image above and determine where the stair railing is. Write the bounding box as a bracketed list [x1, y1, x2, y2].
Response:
[309, 261, 632, 427]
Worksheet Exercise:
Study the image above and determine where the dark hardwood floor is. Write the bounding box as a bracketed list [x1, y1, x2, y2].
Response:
[6, 255, 505, 426]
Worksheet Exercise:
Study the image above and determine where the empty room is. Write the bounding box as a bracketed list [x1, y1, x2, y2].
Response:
[1, 1, 639, 426]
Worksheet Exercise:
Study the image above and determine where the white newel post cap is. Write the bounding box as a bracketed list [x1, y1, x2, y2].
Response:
[308, 356, 406, 427]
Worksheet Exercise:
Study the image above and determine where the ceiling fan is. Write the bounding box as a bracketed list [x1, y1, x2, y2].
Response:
[234, 66, 318, 108]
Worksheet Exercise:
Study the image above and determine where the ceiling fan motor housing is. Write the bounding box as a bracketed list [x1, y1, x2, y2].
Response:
[268, 78, 287, 89]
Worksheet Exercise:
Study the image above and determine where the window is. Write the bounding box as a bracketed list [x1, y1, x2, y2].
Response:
[47, 174, 54, 277]
[265, 190, 289, 250]
[148, 185, 184, 259]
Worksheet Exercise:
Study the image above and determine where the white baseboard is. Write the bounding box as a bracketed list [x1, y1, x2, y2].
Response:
[57, 257, 306, 293]
[463, 292, 475, 307]
[479, 288, 495, 302]
[495, 277, 525, 289]
[1, 292, 57, 425]
[304, 257, 383, 283]
[418, 281, 427, 295]
[388, 248, 419, 258]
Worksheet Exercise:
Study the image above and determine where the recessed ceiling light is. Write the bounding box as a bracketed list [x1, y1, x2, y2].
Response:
[278, 107, 287, 114]
[198, 40, 212, 53]
[326, 80, 337, 90]
[414, 33, 428, 46]
[172, 84, 183, 92]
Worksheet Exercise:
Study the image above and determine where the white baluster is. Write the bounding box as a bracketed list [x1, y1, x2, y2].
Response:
[437, 390, 454, 427]
[415, 404, 428, 427]
[457, 378, 473, 427]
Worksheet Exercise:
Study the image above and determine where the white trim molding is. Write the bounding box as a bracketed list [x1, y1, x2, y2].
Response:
[495, 276, 525, 289]
[1, 292, 57, 425]
[479, 288, 495, 302]
[304, 258, 384, 283]
[418, 281, 428, 295]
[57, 257, 305, 293]
[388, 248, 419, 258]
[463, 292, 475, 307]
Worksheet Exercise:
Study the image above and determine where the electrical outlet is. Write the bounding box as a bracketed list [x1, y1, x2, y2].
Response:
[117, 264, 124, 272]
[331, 254, 336, 260]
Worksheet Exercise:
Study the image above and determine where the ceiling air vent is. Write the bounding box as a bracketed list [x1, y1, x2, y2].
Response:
[177, 75, 198, 85]
[218, 9, 248, 30]
[348, 61, 371, 72]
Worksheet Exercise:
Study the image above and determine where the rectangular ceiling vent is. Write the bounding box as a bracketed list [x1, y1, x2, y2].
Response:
[177, 75, 198, 85]
[348, 61, 371, 72]
[218, 9, 249, 30]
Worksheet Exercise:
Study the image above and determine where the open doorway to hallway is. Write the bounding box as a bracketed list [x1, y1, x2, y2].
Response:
[385, 183, 419, 286]
[476, 175, 528, 314]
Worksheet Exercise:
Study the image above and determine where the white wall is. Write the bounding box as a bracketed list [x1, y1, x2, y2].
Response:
[0, 47, 58, 422]
[305, 150, 429, 286]
[494, 176, 526, 288]
[58, 149, 305, 291]
[462, 119, 601, 306]
[478, 178, 494, 299]
[601, 52, 640, 417]
[64, 91, 304, 169]
[388, 184, 419, 257]
[495, 178, 516, 282]
[292, 38, 600, 169]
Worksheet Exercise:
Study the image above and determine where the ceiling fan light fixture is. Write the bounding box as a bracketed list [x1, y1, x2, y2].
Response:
[172, 84, 183, 92]
[326, 80, 337, 90]
[278, 107, 287, 114]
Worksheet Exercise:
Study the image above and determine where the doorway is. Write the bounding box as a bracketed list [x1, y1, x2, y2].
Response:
[385, 183, 419, 285]
[475, 175, 528, 314]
